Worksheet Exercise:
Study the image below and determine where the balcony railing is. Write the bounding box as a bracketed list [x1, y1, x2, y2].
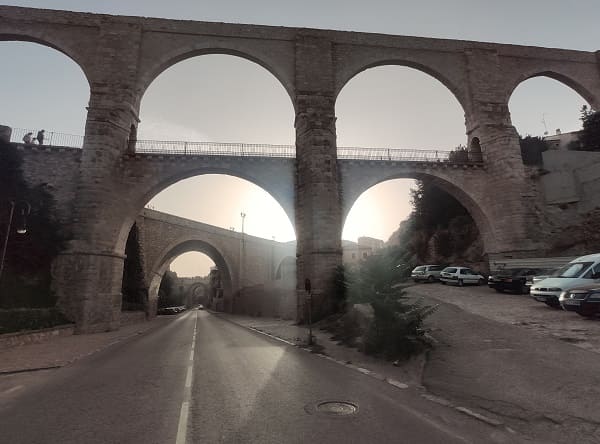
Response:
[10, 129, 482, 163]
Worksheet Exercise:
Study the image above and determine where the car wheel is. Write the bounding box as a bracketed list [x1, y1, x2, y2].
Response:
[427, 275, 435, 283]
[495, 288, 504, 293]
[478, 278, 485, 286]
[544, 301, 560, 309]
[458, 279, 464, 287]
[441, 281, 446, 285]
[519, 285, 529, 295]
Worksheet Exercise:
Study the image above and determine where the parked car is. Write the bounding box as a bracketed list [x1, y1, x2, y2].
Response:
[530, 253, 600, 308]
[487, 268, 544, 294]
[157, 307, 178, 315]
[559, 283, 600, 317]
[411, 265, 444, 283]
[158, 306, 187, 315]
[440, 267, 486, 286]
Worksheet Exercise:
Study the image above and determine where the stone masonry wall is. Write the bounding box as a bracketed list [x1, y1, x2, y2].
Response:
[2, 4, 599, 331]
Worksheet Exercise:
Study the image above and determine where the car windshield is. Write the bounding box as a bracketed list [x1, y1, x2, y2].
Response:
[443, 268, 457, 273]
[554, 262, 594, 278]
[413, 266, 425, 272]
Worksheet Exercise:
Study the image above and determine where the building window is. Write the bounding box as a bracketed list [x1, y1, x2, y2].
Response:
[363, 252, 368, 259]
[352, 253, 356, 259]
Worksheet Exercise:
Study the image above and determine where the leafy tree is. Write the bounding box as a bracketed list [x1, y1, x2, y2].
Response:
[447, 145, 469, 163]
[158, 269, 183, 308]
[0, 140, 66, 308]
[410, 181, 470, 235]
[121, 223, 147, 310]
[519, 135, 549, 165]
[579, 105, 600, 152]
[344, 251, 437, 360]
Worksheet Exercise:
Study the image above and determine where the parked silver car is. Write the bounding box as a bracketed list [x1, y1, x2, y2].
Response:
[440, 267, 486, 286]
[411, 265, 444, 283]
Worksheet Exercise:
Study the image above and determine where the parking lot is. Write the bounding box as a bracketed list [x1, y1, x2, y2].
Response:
[407, 282, 600, 355]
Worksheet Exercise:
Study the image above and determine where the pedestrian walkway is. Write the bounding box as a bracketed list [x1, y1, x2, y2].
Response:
[0, 316, 167, 374]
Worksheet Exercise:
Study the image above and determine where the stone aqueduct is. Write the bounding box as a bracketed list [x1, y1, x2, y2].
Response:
[136, 209, 296, 317]
[2, 6, 600, 332]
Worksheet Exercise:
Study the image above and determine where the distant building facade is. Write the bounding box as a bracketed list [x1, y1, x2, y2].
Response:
[543, 129, 582, 151]
[342, 236, 384, 266]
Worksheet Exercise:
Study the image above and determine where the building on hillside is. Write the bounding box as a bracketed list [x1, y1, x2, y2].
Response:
[342, 236, 384, 266]
[543, 129, 581, 151]
[357, 236, 385, 251]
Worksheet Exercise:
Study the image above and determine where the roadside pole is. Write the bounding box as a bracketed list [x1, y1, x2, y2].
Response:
[305, 278, 313, 345]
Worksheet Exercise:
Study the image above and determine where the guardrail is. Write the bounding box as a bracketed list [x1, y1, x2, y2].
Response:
[9, 129, 482, 164]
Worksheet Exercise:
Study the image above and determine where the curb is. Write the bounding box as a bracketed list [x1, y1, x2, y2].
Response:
[212, 311, 513, 431]
[211, 312, 412, 392]
[0, 317, 169, 375]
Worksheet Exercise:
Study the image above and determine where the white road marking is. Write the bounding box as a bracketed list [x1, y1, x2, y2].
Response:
[175, 312, 198, 444]
[175, 402, 190, 444]
[185, 366, 193, 388]
[0, 385, 24, 395]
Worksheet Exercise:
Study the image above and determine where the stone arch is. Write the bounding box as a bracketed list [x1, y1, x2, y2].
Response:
[136, 47, 296, 112]
[275, 256, 296, 281]
[505, 70, 598, 111]
[148, 239, 235, 315]
[0, 35, 93, 89]
[340, 169, 496, 254]
[115, 166, 296, 257]
[335, 58, 470, 118]
[186, 282, 209, 306]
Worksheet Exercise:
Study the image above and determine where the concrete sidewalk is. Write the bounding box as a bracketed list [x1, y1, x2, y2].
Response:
[0, 315, 169, 374]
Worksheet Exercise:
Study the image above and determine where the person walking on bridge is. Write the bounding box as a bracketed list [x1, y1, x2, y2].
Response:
[36, 129, 45, 145]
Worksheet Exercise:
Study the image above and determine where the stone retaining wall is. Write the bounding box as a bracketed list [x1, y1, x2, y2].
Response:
[0, 324, 74, 350]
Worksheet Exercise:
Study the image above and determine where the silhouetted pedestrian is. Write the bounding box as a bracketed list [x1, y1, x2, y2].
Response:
[36, 129, 45, 145]
[22, 132, 33, 144]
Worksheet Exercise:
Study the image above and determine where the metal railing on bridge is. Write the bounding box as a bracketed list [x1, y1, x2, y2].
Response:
[338, 147, 452, 162]
[135, 139, 296, 158]
[134, 140, 458, 162]
[9, 128, 481, 164]
[10, 127, 84, 148]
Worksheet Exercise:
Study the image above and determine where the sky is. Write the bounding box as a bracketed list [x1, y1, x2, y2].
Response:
[1, 0, 598, 276]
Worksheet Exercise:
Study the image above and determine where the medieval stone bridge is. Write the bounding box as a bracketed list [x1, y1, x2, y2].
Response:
[135, 209, 296, 317]
[2, 5, 600, 332]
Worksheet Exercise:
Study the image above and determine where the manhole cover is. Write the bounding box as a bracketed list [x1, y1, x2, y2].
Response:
[305, 400, 359, 417]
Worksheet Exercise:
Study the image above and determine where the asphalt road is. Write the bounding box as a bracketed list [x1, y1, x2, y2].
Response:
[0, 311, 512, 444]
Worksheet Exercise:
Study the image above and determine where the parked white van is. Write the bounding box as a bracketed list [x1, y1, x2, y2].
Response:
[529, 253, 600, 307]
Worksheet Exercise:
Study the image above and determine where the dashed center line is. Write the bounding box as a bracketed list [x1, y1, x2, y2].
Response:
[175, 312, 198, 444]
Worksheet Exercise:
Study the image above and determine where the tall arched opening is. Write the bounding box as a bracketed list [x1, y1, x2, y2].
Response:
[0, 41, 90, 145]
[336, 65, 487, 273]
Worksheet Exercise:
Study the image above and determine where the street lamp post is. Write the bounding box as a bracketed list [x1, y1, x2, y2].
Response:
[0, 201, 31, 286]
[238, 212, 247, 311]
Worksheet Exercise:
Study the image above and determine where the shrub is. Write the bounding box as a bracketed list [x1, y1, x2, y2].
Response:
[364, 295, 437, 360]
[345, 252, 437, 360]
